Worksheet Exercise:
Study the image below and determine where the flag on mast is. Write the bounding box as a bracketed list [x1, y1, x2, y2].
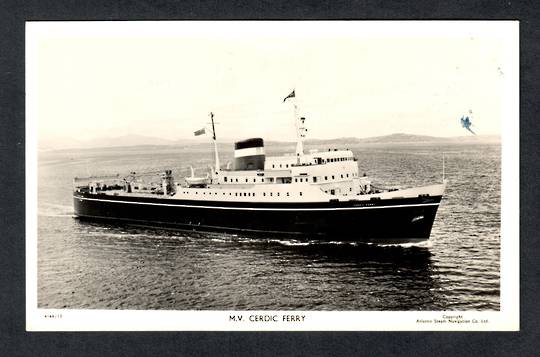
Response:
[194, 128, 206, 136]
[283, 90, 295, 102]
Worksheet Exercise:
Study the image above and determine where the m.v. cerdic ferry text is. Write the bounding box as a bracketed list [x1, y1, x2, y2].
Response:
[73, 92, 447, 243]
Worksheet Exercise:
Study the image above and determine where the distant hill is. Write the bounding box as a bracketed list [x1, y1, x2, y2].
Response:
[39, 133, 500, 151]
[305, 133, 500, 146]
[39, 134, 210, 151]
[304, 133, 440, 145]
[87, 134, 178, 148]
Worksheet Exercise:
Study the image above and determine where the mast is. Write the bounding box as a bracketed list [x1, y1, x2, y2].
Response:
[294, 104, 303, 157]
[283, 89, 306, 161]
[210, 112, 220, 173]
[292, 99, 306, 159]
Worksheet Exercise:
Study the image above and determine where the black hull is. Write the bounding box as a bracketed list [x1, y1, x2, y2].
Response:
[73, 192, 442, 243]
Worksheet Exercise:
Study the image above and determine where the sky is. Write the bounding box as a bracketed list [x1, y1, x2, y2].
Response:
[31, 22, 513, 144]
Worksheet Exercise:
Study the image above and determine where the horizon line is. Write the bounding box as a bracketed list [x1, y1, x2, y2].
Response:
[39, 132, 501, 152]
[41, 131, 502, 142]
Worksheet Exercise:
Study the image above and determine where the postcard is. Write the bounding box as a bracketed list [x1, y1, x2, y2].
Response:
[26, 20, 519, 331]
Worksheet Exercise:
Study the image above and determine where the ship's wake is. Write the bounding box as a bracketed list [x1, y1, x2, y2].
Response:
[231, 236, 432, 249]
[38, 203, 74, 217]
[366, 240, 433, 249]
[68, 219, 434, 250]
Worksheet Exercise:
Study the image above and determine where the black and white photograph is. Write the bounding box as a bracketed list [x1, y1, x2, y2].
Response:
[26, 21, 519, 331]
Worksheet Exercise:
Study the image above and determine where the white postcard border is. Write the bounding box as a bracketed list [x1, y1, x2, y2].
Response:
[26, 20, 519, 331]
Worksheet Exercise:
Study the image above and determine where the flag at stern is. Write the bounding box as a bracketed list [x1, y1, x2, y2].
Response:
[194, 128, 206, 136]
[283, 90, 295, 102]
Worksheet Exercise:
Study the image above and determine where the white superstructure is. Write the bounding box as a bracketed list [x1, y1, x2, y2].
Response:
[77, 92, 446, 205]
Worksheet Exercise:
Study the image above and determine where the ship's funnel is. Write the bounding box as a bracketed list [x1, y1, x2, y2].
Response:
[233, 138, 265, 171]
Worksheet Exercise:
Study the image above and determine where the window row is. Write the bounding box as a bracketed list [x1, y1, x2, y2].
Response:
[269, 156, 353, 169]
[180, 191, 303, 197]
[326, 157, 353, 163]
[224, 177, 265, 183]
[271, 163, 292, 169]
[317, 173, 357, 182]
[221, 172, 358, 185]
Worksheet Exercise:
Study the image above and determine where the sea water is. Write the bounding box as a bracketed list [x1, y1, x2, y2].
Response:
[37, 142, 500, 310]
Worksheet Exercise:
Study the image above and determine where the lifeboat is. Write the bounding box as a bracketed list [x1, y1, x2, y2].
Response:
[184, 166, 210, 187]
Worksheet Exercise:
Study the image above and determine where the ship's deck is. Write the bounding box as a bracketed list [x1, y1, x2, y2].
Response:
[78, 181, 447, 203]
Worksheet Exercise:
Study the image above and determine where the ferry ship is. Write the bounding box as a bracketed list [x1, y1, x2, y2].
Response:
[73, 93, 447, 243]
